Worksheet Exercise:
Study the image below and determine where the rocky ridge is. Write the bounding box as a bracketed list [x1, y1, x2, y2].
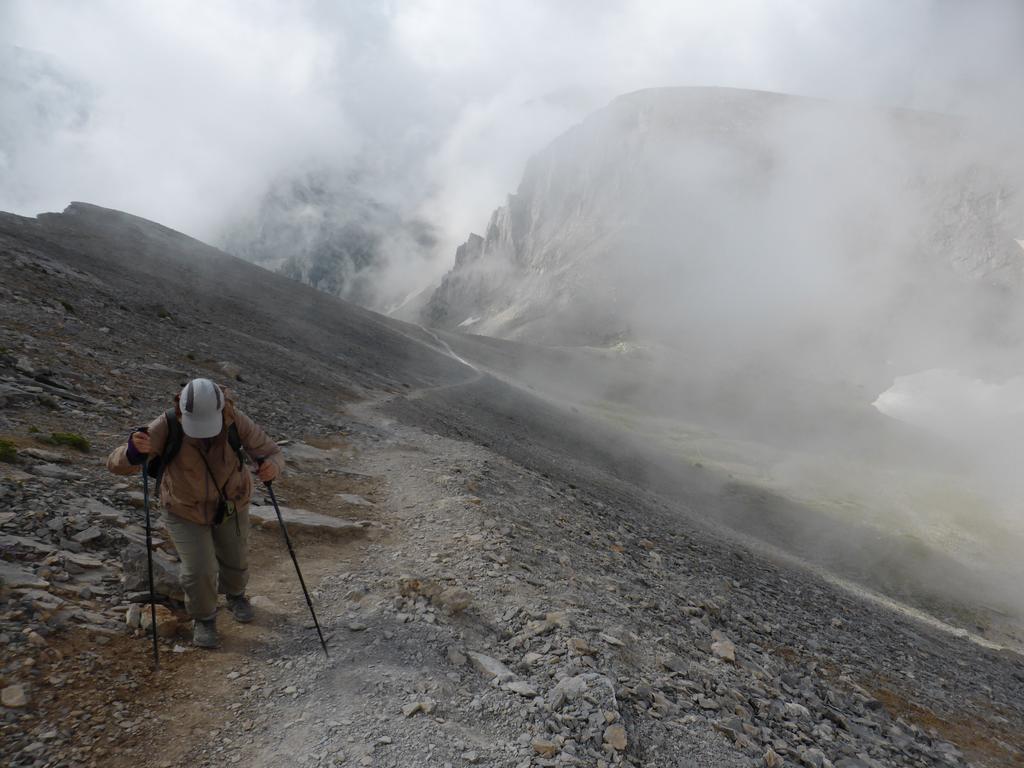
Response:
[423, 87, 1024, 367]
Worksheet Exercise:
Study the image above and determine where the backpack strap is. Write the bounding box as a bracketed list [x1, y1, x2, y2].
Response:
[227, 422, 247, 470]
[156, 408, 184, 495]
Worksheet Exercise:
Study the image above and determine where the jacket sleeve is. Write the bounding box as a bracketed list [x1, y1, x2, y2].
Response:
[234, 409, 284, 476]
[106, 413, 169, 476]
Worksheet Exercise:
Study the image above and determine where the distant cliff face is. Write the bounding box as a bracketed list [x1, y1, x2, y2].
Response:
[424, 88, 1023, 375]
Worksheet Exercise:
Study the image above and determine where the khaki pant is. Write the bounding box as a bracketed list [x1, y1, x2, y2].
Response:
[164, 504, 250, 619]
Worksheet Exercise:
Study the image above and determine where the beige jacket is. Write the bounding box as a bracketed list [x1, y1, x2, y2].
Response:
[107, 398, 284, 526]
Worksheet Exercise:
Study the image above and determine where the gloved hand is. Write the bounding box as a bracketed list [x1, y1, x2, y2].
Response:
[257, 460, 279, 482]
[130, 429, 152, 455]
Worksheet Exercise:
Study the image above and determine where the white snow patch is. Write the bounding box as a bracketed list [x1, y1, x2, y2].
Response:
[873, 368, 1024, 438]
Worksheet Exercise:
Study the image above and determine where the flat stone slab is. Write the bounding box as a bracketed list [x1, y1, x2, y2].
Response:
[80, 498, 129, 524]
[60, 550, 106, 569]
[0, 535, 58, 554]
[336, 493, 373, 507]
[0, 467, 33, 483]
[249, 505, 371, 536]
[466, 652, 516, 683]
[20, 447, 67, 463]
[0, 561, 49, 589]
[282, 442, 344, 468]
[28, 463, 82, 480]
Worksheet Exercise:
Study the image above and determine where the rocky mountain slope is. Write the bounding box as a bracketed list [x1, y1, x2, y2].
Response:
[1, 203, 1022, 768]
[423, 87, 1024, 377]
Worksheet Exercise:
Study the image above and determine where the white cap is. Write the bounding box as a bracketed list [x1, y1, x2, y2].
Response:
[180, 378, 225, 438]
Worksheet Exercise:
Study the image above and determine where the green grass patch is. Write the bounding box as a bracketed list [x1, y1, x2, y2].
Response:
[0, 439, 17, 463]
[47, 432, 91, 452]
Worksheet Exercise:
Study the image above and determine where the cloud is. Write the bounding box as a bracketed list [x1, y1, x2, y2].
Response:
[2, 0, 1024, 304]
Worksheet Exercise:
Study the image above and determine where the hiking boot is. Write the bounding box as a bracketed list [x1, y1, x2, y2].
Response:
[226, 593, 255, 623]
[192, 617, 218, 648]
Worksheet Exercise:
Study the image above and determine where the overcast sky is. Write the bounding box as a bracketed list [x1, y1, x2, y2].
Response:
[2, 0, 1022, 276]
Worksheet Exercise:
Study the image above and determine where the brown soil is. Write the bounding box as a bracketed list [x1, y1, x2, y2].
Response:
[869, 684, 1023, 768]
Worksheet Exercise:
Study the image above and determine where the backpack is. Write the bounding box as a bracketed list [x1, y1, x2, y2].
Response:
[146, 408, 246, 492]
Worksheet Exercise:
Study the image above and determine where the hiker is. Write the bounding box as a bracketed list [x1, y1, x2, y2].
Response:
[107, 378, 284, 648]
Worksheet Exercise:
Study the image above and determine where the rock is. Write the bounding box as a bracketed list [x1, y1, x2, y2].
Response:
[140, 605, 179, 638]
[659, 655, 688, 674]
[249, 595, 278, 611]
[711, 631, 736, 663]
[503, 680, 538, 697]
[466, 652, 515, 683]
[81, 499, 128, 523]
[546, 610, 571, 628]
[121, 543, 184, 601]
[402, 699, 435, 717]
[447, 647, 468, 666]
[249, 504, 371, 537]
[0, 534, 58, 554]
[599, 632, 625, 647]
[784, 701, 811, 720]
[436, 587, 472, 615]
[549, 675, 589, 709]
[62, 550, 105, 569]
[17, 588, 64, 611]
[20, 447, 66, 463]
[337, 493, 373, 507]
[72, 525, 103, 545]
[0, 561, 49, 589]
[218, 361, 243, 381]
[603, 724, 627, 751]
[2, 684, 28, 708]
[698, 695, 721, 710]
[26, 630, 47, 647]
[28, 463, 82, 480]
[799, 748, 831, 768]
[347, 621, 368, 632]
[531, 738, 559, 757]
[282, 442, 343, 469]
[567, 637, 595, 656]
[763, 748, 784, 768]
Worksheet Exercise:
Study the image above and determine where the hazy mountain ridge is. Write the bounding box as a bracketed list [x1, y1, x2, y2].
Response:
[221, 170, 439, 310]
[424, 87, 1023, 362]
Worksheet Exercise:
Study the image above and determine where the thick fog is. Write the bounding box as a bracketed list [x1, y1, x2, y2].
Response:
[4, 1, 1024, 308]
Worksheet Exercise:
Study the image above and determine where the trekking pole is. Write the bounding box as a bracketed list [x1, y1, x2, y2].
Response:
[264, 480, 329, 657]
[140, 460, 160, 670]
